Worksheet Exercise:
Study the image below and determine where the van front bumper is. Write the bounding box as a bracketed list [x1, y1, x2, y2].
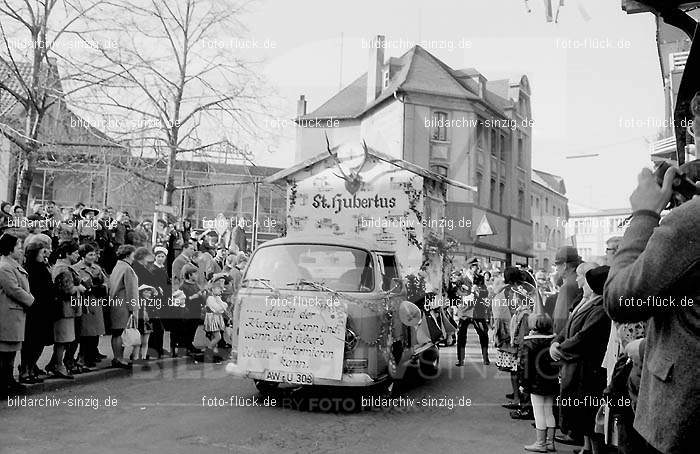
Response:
[225, 362, 385, 387]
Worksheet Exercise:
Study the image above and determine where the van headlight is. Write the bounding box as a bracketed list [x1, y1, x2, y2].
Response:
[345, 327, 358, 351]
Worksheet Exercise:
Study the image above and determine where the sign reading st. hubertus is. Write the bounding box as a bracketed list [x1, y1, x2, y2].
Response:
[311, 193, 397, 214]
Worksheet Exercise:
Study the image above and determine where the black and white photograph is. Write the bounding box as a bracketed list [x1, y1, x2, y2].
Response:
[0, 0, 699, 453]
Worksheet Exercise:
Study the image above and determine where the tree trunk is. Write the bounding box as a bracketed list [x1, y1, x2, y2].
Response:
[13, 152, 36, 207]
[162, 144, 178, 206]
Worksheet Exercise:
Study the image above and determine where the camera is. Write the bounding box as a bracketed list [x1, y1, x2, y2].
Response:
[654, 160, 700, 208]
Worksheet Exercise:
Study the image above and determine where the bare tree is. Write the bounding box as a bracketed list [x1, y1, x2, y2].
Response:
[91, 0, 270, 208]
[0, 0, 113, 206]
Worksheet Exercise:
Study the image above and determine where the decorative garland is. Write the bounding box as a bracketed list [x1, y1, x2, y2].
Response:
[288, 181, 298, 211]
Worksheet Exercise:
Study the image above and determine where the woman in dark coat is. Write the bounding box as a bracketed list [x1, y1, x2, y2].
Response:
[19, 242, 54, 383]
[550, 265, 611, 454]
[0, 233, 35, 397]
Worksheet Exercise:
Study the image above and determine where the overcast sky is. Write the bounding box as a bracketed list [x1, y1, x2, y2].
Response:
[243, 0, 664, 210]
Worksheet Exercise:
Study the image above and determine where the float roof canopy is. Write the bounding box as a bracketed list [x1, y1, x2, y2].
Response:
[264, 147, 476, 193]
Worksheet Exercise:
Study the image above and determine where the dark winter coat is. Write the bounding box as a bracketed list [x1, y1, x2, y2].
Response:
[24, 260, 55, 346]
[518, 333, 559, 396]
[179, 281, 206, 321]
[554, 295, 610, 397]
[147, 262, 170, 318]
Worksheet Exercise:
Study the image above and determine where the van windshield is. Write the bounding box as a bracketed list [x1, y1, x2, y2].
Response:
[244, 244, 374, 292]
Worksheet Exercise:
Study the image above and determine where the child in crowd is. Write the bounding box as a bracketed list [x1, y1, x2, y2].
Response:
[519, 313, 559, 452]
[123, 285, 155, 363]
[203, 276, 228, 362]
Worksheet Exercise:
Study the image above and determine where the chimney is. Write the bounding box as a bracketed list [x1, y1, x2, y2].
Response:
[297, 94, 307, 117]
[366, 35, 385, 104]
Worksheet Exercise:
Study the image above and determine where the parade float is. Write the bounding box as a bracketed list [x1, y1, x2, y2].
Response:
[225, 139, 475, 391]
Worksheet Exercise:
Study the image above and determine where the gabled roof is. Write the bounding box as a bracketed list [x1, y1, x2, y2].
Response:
[299, 45, 521, 121]
[532, 169, 567, 196]
[1, 58, 121, 152]
[265, 145, 476, 193]
[0, 58, 63, 111]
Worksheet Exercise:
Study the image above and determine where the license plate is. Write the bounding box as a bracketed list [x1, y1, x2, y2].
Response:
[263, 370, 314, 385]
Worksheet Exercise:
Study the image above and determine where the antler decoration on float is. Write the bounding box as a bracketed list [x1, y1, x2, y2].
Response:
[525, 0, 590, 23]
[325, 132, 370, 195]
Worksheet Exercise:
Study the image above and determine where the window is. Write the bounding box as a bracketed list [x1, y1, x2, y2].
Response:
[431, 111, 448, 141]
[534, 222, 540, 241]
[382, 69, 390, 89]
[431, 165, 448, 176]
[500, 134, 507, 162]
[490, 128, 497, 157]
[500, 182, 505, 213]
[476, 119, 485, 149]
[517, 136, 524, 167]
[545, 197, 549, 214]
[490, 177, 497, 210]
[476, 172, 483, 205]
[244, 244, 374, 292]
[535, 197, 540, 211]
[518, 189, 525, 219]
[544, 226, 550, 244]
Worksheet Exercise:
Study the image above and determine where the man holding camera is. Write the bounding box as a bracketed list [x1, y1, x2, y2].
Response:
[604, 164, 700, 454]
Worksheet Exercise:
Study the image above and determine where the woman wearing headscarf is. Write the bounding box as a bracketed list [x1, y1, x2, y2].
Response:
[0, 233, 34, 397]
[73, 243, 108, 367]
[107, 244, 139, 368]
[550, 265, 611, 454]
[47, 241, 86, 378]
[18, 242, 53, 384]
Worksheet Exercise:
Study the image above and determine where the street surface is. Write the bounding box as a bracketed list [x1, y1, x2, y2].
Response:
[1, 340, 581, 454]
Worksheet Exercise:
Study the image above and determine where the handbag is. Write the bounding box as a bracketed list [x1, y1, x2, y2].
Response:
[121, 314, 141, 347]
[223, 326, 235, 345]
[192, 324, 208, 349]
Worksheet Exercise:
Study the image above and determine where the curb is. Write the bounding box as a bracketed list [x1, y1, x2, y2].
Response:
[15, 356, 197, 396]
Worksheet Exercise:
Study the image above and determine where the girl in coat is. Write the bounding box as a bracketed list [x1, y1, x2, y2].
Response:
[122, 285, 155, 362]
[178, 264, 207, 355]
[520, 313, 559, 452]
[148, 246, 170, 358]
[203, 275, 228, 362]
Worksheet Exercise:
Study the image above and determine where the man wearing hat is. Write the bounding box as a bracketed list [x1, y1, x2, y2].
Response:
[604, 164, 700, 454]
[552, 246, 583, 335]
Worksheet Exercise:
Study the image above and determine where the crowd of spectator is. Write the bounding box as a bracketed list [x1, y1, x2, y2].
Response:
[0, 201, 250, 397]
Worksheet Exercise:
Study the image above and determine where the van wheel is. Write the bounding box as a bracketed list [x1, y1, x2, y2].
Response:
[254, 380, 279, 394]
[418, 348, 440, 378]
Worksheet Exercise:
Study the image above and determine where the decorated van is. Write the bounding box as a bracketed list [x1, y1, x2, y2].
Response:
[227, 235, 440, 391]
[226, 140, 475, 391]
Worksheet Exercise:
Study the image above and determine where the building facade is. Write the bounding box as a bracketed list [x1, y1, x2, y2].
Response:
[294, 35, 534, 269]
[566, 207, 631, 264]
[1, 59, 286, 247]
[530, 169, 569, 272]
[647, 8, 700, 164]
